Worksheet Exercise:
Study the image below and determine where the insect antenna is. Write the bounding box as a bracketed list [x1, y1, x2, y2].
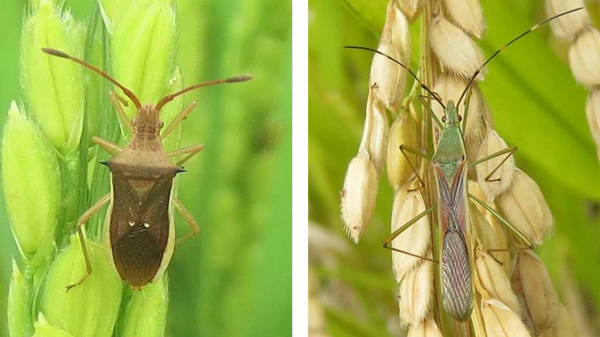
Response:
[344, 45, 446, 110]
[41, 48, 142, 110]
[456, 7, 585, 106]
[155, 75, 253, 111]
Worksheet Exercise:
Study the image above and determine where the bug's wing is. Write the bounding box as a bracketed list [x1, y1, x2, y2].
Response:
[110, 174, 174, 288]
[441, 224, 473, 322]
[436, 161, 473, 321]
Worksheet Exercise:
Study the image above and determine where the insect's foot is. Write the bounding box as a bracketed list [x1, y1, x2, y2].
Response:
[407, 184, 425, 193]
[65, 283, 80, 293]
[65, 273, 90, 292]
[487, 252, 504, 266]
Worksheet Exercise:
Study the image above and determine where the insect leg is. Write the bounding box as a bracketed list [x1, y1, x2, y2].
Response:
[486, 246, 532, 253]
[166, 144, 205, 166]
[461, 86, 473, 135]
[468, 146, 517, 182]
[66, 193, 111, 291]
[418, 95, 443, 129]
[399, 144, 429, 191]
[173, 197, 200, 246]
[109, 91, 134, 134]
[92, 136, 123, 156]
[383, 204, 438, 263]
[468, 193, 534, 249]
[161, 101, 198, 140]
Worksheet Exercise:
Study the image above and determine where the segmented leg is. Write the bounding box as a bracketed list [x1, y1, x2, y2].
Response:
[109, 91, 133, 134]
[173, 197, 200, 246]
[166, 144, 205, 166]
[418, 95, 443, 129]
[468, 146, 517, 182]
[92, 136, 123, 156]
[65, 193, 111, 292]
[161, 101, 199, 140]
[383, 205, 438, 263]
[468, 193, 533, 249]
[461, 86, 473, 135]
[399, 145, 429, 191]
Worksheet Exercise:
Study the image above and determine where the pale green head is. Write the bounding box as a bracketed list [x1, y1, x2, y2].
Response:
[442, 100, 462, 126]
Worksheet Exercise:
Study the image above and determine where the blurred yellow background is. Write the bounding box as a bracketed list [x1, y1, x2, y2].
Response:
[309, 0, 600, 335]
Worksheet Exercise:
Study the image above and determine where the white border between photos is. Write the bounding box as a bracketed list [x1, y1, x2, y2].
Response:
[292, 0, 308, 335]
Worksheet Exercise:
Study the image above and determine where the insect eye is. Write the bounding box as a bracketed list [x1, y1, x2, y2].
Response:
[442, 116, 446, 123]
[458, 115, 463, 122]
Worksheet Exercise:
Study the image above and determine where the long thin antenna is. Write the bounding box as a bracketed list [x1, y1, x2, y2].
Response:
[155, 75, 253, 111]
[42, 48, 143, 110]
[345, 46, 446, 109]
[456, 7, 585, 106]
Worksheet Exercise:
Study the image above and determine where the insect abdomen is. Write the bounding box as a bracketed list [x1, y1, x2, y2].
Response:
[441, 229, 473, 321]
[113, 224, 163, 288]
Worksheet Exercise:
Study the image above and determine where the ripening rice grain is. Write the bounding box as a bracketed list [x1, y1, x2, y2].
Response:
[407, 316, 443, 337]
[387, 112, 419, 190]
[359, 93, 389, 175]
[390, 183, 430, 282]
[429, 16, 485, 80]
[399, 250, 433, 324]
[442, 0, 485, 38]
[397, 0, 423, 22]
[370, 4, 411, 112]
[569, 28, 600, 87]
[475, 130, 515, 201]
[496, 169, 553, 245]
[511, 250, 560, 334]
[341, 151, 379, 243]
[481, 299, 531, 337]
[545, 0, 590, 40]
[586, 89, 600, 144]
[475, 254, 520, 314]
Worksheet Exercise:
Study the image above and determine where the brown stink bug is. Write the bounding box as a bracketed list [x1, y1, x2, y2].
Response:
[42, 48, 251, 290]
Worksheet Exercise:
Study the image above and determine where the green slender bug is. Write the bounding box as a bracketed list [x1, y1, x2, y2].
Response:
[42, 48, 251, 290]
[346, 7, 583, 322]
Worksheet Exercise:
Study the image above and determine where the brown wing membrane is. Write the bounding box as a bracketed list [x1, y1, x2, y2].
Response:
[435, 160, 472, 321]
[441, 228, 473, 321]
[109, 163, 179, 287]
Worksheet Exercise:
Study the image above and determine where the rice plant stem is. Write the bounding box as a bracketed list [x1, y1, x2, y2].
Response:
[421, 0, 444, 332]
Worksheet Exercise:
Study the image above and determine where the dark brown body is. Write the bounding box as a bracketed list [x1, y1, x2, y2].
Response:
[104, 105, 183, 288]
[40, 47, 250, 291]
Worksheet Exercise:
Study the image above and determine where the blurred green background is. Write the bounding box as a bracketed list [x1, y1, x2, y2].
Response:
[309, 0, 600, 336]
[0, 0, 291, 336]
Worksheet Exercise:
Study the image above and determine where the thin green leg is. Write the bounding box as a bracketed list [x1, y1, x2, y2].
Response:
[468, 193, 533, 249]
[399, 144, 429, 190]
[418, 95, 443, 129]
[461, 86, 473, 135]
[383, 205, 438, 263]
[469, 146, 517, 181]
